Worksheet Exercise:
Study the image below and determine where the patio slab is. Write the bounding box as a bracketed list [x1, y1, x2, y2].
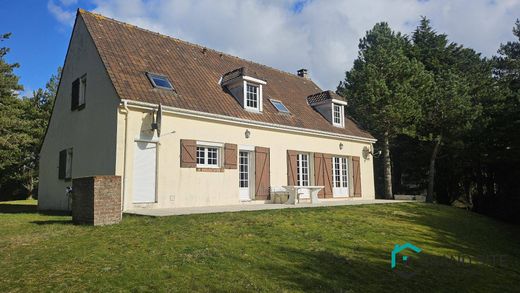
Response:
[125, 199, 414, 217]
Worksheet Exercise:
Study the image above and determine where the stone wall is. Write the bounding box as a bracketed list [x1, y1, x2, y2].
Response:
[72, 176, 122, 226]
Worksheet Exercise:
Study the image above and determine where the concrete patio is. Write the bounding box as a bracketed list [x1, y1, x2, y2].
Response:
[125, 199, 414, 217]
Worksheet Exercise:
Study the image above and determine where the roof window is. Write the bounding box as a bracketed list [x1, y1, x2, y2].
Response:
[270, 99, 290, 113]
[147, 72, 174, 90]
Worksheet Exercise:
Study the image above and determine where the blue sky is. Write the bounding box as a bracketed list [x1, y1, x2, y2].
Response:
[0, 1, 91, 96]
[2, 0, 519, 93]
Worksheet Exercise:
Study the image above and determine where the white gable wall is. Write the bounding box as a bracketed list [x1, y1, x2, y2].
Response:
[38, 16, 120, 211]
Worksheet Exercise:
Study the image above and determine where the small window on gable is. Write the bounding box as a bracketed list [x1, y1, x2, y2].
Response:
[270, 99, 290, 113]
[147, 73, 174, 90]
[71, 75, 86, 111]
[58, 148, 73, 180]
[245, 83, 259, 110]
[333, 103, 344, 127]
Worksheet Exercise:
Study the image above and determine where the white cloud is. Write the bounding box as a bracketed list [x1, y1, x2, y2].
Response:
[47, 0, 76, 27]
[77, 0, 520, 89]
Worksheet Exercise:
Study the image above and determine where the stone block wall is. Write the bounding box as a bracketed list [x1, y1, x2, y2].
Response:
[72, 176, 122, 226]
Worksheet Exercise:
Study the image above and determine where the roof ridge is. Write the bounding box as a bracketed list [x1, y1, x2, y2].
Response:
[78, 9, 320, 87]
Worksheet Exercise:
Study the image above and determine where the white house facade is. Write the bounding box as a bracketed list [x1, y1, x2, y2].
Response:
[38, 10, 376, 211]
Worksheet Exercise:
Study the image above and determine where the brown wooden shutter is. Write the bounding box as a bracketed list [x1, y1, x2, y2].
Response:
[313, 153, 333, 198]
[323, 154, 334, 198]
[352, 156, 362, 197]
[287, 150, 298, 186]
[71, 78, 80, 110]
[255, 147, 270, 200]
[58, 149, 67, 179]
[314, 153, 325, 198]
[224, 143, 237, 169]
[180, 139, 197, 168]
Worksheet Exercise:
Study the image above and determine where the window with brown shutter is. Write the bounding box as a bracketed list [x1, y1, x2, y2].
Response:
[352, 156, 362, 197]
[255, 147, 270, 200]
[224, 143, 237, 169]
[286, 150, 298, 186]
[314, 153, 333, 198]
[180, 139, 197, 168]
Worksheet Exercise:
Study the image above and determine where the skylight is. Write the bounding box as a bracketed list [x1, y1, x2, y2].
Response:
[146, 73, 174, 90]
[270, 99, 290, 113]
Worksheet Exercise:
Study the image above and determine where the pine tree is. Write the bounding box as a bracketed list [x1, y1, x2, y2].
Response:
[338, 22, 433, 199]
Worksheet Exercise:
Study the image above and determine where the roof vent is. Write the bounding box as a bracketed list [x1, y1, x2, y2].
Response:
[297, 68, 309, 79]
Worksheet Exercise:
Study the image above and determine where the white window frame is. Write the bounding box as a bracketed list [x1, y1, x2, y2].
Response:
[332, 103, 344, 127]
[243, 81, 263, 112]
[79, 75, 87, 107]
[333, 157, 348, 188]
[196, 141, 223, 168]
[296, 153, 310, 187]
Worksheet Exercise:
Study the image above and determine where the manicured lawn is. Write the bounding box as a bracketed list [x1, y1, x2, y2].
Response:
[1, 200, 519, 292]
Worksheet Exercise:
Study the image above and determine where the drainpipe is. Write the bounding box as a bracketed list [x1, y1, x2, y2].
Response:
[121, 100, 130, 212]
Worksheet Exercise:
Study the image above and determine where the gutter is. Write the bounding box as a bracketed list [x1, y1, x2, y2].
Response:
[119, 99, 377, 144]
[121, 100, 130, 212]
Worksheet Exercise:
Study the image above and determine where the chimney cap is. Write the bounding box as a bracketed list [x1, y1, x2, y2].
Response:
[297, 68, 309, 79]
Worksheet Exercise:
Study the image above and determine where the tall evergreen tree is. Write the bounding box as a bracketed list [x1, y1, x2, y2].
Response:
[411, 18, 479, 203]
[0, 33, 26, 195]
[338, 22, 433, 199]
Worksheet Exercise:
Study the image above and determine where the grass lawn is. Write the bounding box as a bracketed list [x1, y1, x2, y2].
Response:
[1, 200, 519, 292]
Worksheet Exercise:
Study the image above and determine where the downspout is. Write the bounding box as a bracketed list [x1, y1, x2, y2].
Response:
[121, 100, 130, 212]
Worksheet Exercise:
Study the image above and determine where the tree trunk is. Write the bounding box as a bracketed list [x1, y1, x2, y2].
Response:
[426, 134, 442, 203]
[382, 132, 393, 199]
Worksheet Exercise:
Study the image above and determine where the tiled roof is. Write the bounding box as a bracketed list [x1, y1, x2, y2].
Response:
[221, 67, 265, 84]
[307, 90, 346, 105]
[78, 10, 373, 140]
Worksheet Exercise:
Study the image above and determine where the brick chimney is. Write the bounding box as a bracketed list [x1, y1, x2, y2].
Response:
[297, 68, 309, 79]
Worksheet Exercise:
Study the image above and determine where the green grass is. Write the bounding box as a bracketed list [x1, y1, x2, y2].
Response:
[1, 200, 519, 292]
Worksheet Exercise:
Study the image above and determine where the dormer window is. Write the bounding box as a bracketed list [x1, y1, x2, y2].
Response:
[333, 103, 344, 127]
[221, 67, 265, 113]
[307, 90, 348, 127]
[246, 83, 259, 110]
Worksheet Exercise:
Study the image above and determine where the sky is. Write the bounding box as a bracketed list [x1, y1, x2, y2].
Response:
[1, 0, 520, 96]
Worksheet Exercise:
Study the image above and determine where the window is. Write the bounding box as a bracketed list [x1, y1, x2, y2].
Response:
[333, 103, 344, 127]
[296, 153, 310, 186]
[246, 83, 259, 110]
[58, 148, 73, 180]
[239, 151, 249, 188]
[333, 157, 348, 188]
[147, 72, 174, 90]
[196, 146, 220, 167]
[270, 99, 290, 113]
[71, 75, 86, 110]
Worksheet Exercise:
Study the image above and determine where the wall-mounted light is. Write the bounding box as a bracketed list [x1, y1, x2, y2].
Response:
[339, 142, 344, 150]
[363, 146, 382, 159]
[245, 129, 251, 139]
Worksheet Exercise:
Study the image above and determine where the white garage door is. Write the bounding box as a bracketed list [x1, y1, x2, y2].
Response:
[133, 141, 157, 203]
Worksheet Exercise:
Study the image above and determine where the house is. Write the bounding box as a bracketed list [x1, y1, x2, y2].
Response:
[38, 9, 376, 211]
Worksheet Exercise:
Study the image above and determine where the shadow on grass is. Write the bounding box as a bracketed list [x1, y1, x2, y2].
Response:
[0, 204, 38, 214]
[0, 203, 71, 217]
[30, 219, 73, 225]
